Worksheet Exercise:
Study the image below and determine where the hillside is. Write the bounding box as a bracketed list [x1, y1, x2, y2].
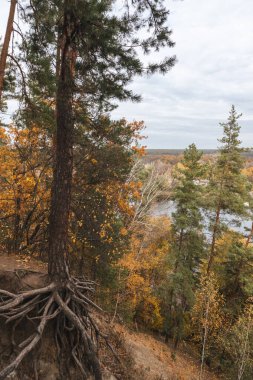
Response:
[115, 325, 218, 380]
[0, 253, 218, 380]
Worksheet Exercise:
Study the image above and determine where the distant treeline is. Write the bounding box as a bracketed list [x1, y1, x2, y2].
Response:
[147, 148, 253, 156]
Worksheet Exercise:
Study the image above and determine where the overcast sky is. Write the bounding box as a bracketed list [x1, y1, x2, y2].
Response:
[1, 0, 253, 148]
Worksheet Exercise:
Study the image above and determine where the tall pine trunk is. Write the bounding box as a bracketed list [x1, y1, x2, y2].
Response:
[48, 3, 76, 282]
[13, 193, 21, 253]
[0, 0, 17, 101]
[245, 221, 253, 248]
[207, 205, 221, 274]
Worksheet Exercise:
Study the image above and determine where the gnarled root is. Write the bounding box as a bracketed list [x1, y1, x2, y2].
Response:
[0, 277, 105, 380]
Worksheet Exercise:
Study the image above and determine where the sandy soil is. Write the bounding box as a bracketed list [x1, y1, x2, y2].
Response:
[0, 252, 47, 272]
[115, 325, 219, 380]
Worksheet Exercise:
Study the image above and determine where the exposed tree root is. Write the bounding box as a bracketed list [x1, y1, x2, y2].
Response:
[0, 277, 109, 380]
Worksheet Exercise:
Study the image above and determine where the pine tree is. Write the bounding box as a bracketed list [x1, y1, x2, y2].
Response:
[172, 143, 205, 267]
[0, 1, 176, 378]
[206, 106, 251, 273]
[163, 144, 205, 348]
[16, 0, 176, 281]
[216, 229, 253, 318]
[19, 0, 176, 112]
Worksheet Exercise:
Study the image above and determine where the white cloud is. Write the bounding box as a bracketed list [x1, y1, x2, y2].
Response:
[113, 0, 253, 148]
[1, 0, 252, 148]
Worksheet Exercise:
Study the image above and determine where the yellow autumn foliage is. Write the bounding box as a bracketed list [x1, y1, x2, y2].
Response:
[0, 125, 51, 252]
[118, 215, 171, 329]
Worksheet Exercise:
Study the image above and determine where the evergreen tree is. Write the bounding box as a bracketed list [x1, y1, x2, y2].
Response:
[0, 1, 176, 378]
[217, 229, 253, 318]
[162, 144, 205, 348]
[70, 117, 144, 281]
[224, 241, 253, 314]
[172, 143, 205, 269]
[206, 106, 250, 273]
[18, 0, 176, 115]
[16, 0, 176, 282]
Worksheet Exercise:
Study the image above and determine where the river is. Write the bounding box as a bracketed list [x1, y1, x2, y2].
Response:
[152, 200, 252, 237]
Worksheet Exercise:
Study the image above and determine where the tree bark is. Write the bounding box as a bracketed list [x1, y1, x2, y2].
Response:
[13, 194, 21, 252]
[0, 0, 17, 101]
[207, 205, 221, 274]
[48, 3, 76, 282]
[245, 221, 253, 248]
